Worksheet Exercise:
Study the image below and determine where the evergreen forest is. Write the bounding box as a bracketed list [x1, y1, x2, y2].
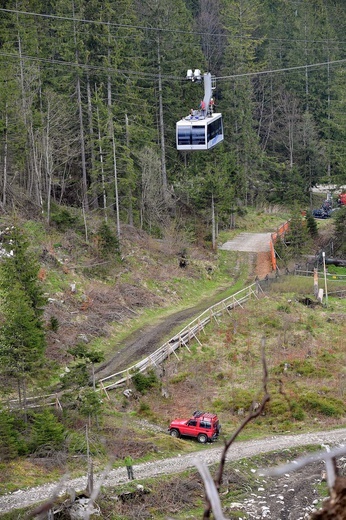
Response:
[0, 0, 346, 236]
[1, 3, 346, 514]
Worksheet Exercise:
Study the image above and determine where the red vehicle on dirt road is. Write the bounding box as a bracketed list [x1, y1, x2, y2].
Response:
[168, 410, 221, 443]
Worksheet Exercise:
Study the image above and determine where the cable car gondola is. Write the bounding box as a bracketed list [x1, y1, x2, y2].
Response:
[176, 112, 223, 151]
[176, 70, 224, 151]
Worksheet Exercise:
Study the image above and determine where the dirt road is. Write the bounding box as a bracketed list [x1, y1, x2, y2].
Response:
[96, 232, 274, 381]
[1, 428, 345, 514]
[95, 304, 204, 379]
[95, 283, 250, 380]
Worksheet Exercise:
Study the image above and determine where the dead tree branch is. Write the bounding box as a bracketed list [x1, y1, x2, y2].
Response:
[202, 337, 270, 519]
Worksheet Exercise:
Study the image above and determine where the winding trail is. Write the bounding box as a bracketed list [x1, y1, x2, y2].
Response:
[96, 232, 274, 381]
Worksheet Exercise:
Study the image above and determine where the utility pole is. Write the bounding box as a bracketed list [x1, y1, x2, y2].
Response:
[322, 252, 328, 306]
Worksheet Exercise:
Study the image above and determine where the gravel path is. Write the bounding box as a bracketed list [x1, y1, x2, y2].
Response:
[220, 232, 273, 252]
[1, 428, 345, 514]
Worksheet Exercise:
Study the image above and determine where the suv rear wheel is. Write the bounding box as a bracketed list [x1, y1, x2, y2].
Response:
[197, 433, 208, 444]
[170, 429, 180, 438]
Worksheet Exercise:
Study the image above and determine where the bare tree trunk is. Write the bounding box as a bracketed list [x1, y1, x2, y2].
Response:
[17, 27, 32, 195]
[157, 39, 167, 196]
[125, 113, 134, 226]
[22, 377, 28, 425]
[29, 122, 43, 208]
[107, 71, 121, 237]
[17, 379, 22, 408]
[76, 77, 89, 211]
[87, 78, 98, 209]
[16, 13, 40, 203]
[72, 1, 89, 212]
[96, 105, 107, 222]
[2, 107, 8, 207]
[326, 58, 331, 178]
[304, 15, 309, 112]
[108, 96, 121, 238]
[82, 201, 88, 242]
[212, 193, 216, 250]
[45, 99, 52, 224]
[288, 115, 294, 169]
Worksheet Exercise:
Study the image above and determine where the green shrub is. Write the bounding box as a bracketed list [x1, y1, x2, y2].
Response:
[301, 393, 345, 417]
[137, 402, 155, 419]
[77, 389, 103, 419]
[268, 397, 289, 417]
[306, 211, 318, 238]
[132, 369, 158, 394]
[258, 316, 281, 328]
[229, 388, 257, 413]
[318, 351, 336, 362]
[277, 304, 291, 313]
[97, 222, 120, 258]
[65, 430, 104, 456]
[290, 401, 305, 421]
[66, 431, 88, 455]
[212, 398, 230, 412]
[291, 360, 328, 377]
[50, 206, 78, 231]
[60, 362, 89, 388]
[170, 372, 190, 384]
[139, 402, 151, 413]
[49, 316, 59, 332]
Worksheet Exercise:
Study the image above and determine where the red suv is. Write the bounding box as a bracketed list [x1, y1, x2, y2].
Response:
[168, 410, 221, 443]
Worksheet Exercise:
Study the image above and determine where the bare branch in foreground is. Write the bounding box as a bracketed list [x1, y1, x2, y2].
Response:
[195, 459, 229, 520]
[84, 463, 112, 520]
[25, 474, 70, 519]
[259, 445, 346, 491]
[201, 337, 270, 519]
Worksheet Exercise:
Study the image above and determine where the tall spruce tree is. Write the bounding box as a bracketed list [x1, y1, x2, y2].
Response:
[0, 227, 46, 407]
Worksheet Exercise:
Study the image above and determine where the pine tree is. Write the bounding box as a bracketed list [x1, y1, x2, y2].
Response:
[306, 211, 318, 238]
[0, 227, 46, 406]
[0, 226, 46, 317]
[0, 409, 19, 461]
[30, 409, 65, 452]
[285, 208, 311, 257]
[334, 207, 346, 255]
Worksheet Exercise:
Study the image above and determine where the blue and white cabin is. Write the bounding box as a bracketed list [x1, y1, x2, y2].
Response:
[176, 112, 223, 151]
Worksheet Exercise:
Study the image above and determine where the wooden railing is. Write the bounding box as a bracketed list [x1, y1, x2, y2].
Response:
[1, 283, 263, 408]
[3, 393, 62, 410]
[97, 283, 262, 392]
[295, 269, 346, 281]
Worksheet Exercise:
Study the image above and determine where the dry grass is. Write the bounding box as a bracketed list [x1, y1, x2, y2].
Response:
[125, 289, 346, 437]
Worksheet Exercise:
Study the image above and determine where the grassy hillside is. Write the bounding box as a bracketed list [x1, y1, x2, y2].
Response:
[0, 207, 345, 500]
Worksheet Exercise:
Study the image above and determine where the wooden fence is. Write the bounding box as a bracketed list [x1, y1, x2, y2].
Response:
[97, 283, 262, 392]
[294, 269, 346, 281]
[3, 393, 63, 411]
[0, 283, 263, 408]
